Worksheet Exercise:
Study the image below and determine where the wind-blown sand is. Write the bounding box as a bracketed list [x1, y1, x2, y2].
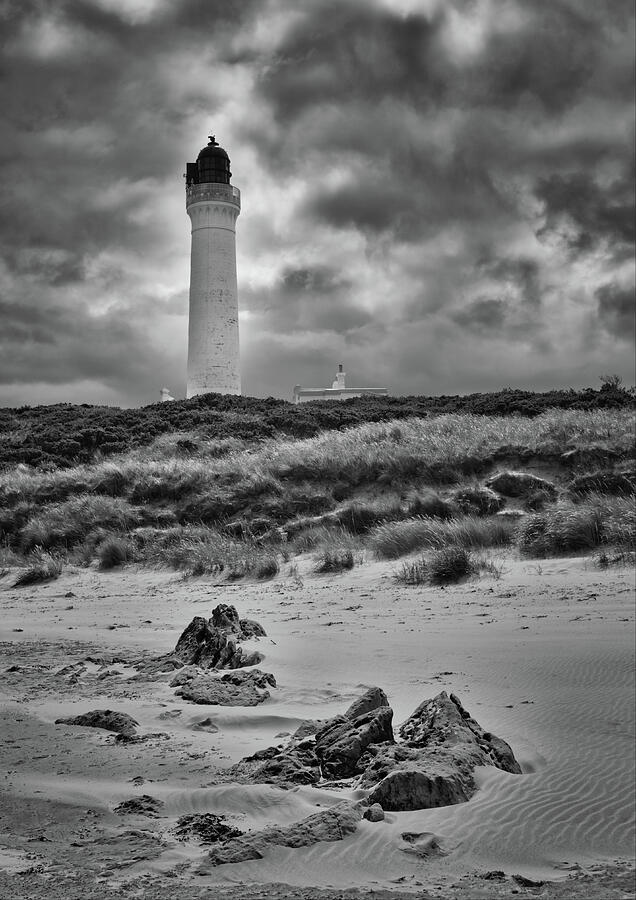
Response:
[0, 554, 634, 899]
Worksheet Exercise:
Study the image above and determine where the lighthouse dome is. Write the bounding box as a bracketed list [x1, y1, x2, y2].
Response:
[196, 136, 231, 184]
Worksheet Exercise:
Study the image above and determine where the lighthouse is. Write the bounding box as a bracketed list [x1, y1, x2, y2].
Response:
[185, 136, 241, 397]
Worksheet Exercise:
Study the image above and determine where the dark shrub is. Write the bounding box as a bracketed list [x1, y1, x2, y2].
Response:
[97, 536, 133, 569]
[524, 489, 555, 511]
[406, 491, 455, 520]
[332, 481, 352, 502]
[254, 555, 280, 579]
[13, 550, 63, 586]
[428, 546, 472, 584]
[314, 547, 355, 573]
[336, 499, 403, 534]
[569, 471, 635, 497]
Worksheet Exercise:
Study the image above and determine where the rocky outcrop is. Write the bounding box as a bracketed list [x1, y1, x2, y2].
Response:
[222, 688, 521, 814]
[365, 691, 521, 811]
[55, 709, 139, 738]
[204, 801, 363, 866]
[485, 471, 557, 499]
[174, 668, 276, 707]
[174, 813, 243, 844]
[315, 703, 394, 778]
[114, 795, 163, 816]
[226, 686, 393, 785]
[173, 606, 265, 670]
[228, 738, 321, 785]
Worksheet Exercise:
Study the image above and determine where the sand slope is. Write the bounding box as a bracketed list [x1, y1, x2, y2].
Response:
[0, 554, 634, 898]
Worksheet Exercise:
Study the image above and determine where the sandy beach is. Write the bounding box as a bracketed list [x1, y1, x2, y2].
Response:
[0, 553, 634, 899]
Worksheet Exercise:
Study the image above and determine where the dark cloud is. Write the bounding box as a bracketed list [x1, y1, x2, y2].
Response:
[0, 293, 184, 403]
[0, 0, 634, 404]
[258, 3, 445, 120]
[243, 265, 372, 335]
[536, 171, 635, 254]
[596, 282, 636, 342]
[479, 257, 542, 308]
[452, 298, 507, 334]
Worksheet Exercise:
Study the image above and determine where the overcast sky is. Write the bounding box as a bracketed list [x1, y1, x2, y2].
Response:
[1, 0, 634, 407]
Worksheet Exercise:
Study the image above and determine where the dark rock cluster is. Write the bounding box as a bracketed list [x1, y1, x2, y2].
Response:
[173, 667, 276, 707]
[204, 686, 522, 866]
[173, 605, 266, 670]
[227, 688, 521, 813]
[55, 709, 139, 738]
[203, 801, 364, 867]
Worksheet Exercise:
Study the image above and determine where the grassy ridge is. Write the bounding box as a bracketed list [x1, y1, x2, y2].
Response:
[1, 385, 632, 469]
[1, 408, 634, 581]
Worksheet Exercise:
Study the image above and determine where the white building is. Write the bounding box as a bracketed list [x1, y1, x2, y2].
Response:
[185, 136, 241, 398]
[293, 365, 388, 403]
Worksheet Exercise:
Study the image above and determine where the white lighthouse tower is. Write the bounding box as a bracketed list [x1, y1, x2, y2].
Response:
[185, 136, 241, 397]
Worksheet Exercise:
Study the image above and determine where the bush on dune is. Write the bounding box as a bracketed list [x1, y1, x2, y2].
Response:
[517, 496, 635, 557]
[406, 490, 455, 519]
[13, 549, 63, 586]
[97, 536, 135, 570]
[133, 524, 282, 580]
[396, 546, 473, 585]
[371, 515, 515, 560]
[314, 546, 356, 573]
[19, 495, 141, 552]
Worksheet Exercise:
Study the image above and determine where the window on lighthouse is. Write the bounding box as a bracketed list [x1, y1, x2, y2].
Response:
[198, 156, 231, 184]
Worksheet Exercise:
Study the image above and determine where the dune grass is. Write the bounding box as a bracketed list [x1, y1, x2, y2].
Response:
[396, 546, 473, 585]
[19, 495, 142, 552]
[518, 496, 635, 557]
[371, 514, 516, 560]
[13, 549, 63, 586]
[314, 547, 357, 574]
[1, 409, 632, 510]
[0, 408, 633, 572]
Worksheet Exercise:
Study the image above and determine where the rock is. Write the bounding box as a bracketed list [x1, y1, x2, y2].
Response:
[485, 471, 557, 499]
[292, 718, 325, 740]
[114, 795, 163, 817]
[175, 668, 274, 706]
[227, 739, 321, 786]
[205, 801, 363, 866]
[398, 691, 521, 774]
[399, 831, 444, 858]
[219, 668, 276, 689]
[365, 692, 521, 811]
[315, 703, 394, 778]
[190, 716, 219, 733]
[55, 709, 139, 738]
[368, 766, 471, 810]
[134, 655, 185, 675]
[513, 874, 545, 888]
[169, 665, 202, 687]
[221, 687, 520, 813]
[344, 686, 390, 720]
[173, 607, 265, 670]
[363, 803, 385, 822]
[174, 813, 243, 844]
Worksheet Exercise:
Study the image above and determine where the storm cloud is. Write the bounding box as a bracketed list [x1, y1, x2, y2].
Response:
[0, 0, 634, 405]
